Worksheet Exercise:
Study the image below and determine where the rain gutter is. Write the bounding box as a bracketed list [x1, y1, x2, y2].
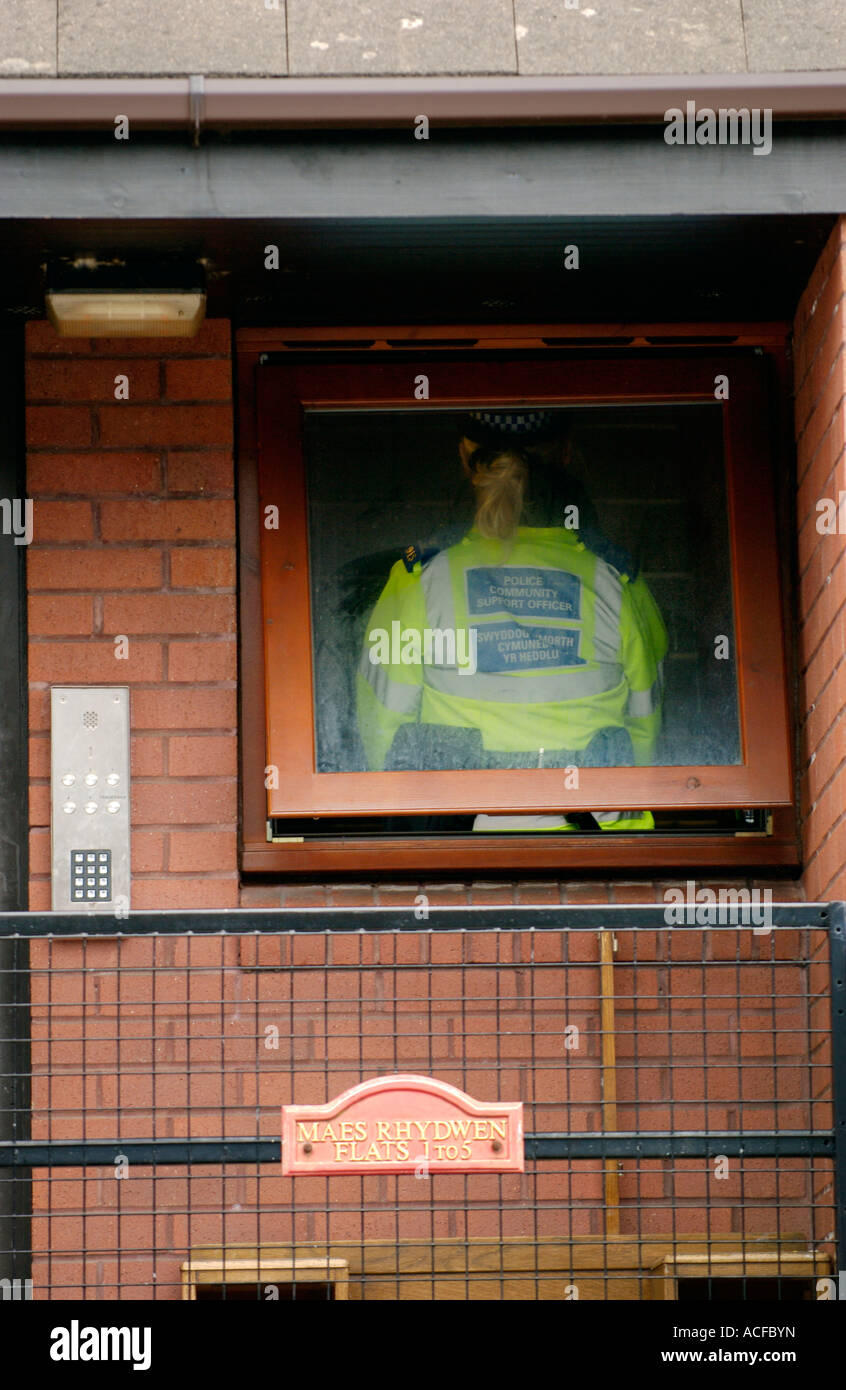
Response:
[0, 72, 844, 133]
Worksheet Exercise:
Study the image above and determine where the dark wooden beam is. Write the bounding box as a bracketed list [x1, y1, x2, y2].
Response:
[0, 127, 845, 222]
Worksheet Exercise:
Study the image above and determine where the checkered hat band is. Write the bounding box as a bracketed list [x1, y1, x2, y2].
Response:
[468, 410, 555, 436]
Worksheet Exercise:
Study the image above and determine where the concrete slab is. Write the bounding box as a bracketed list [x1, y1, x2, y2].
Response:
[515, 0, 747, 75]
[744, 0, 846, 71]
[287, 0, 516, 76]
[0, 3, 57, 77]
[58, 0, 288, 76]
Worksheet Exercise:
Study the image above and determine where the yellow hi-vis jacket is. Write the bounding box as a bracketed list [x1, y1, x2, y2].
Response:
[356, 526, 668, 829]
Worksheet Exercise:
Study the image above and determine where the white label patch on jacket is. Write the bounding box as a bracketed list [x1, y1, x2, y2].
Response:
[466, 567, 581, 621]
[473, 623, 586, 673]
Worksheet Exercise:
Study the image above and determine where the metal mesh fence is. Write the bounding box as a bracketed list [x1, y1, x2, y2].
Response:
[0, 911, 839, 1301]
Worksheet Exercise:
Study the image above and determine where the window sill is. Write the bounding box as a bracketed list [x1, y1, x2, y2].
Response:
[241, 826, 800, 876]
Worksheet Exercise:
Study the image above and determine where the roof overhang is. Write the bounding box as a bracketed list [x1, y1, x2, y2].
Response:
[0, 79, 844, 325]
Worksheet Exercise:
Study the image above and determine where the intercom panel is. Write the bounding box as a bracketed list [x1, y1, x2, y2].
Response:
[50, 687, 130, 913]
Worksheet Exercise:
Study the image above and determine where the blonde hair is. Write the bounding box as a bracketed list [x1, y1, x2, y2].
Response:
[461, 436, 561, 539]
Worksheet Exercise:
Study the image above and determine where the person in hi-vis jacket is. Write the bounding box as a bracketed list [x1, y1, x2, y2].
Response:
[356, 409, 668, 831]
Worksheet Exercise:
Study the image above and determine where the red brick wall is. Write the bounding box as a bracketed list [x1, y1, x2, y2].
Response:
[28, 926, 821, 1298]
[795, 217, 846, 901]
[25, 319, 239, 910]
[24, 321, 244, 1297]
[791, 219, 846, 1267]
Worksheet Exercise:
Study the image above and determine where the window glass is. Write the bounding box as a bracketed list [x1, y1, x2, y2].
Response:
[304, 404, 739, 774]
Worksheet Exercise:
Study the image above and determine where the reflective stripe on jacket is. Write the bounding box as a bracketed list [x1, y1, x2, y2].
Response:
[357, 525, 668, 779]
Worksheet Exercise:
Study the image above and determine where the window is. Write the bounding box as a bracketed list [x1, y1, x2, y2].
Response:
[181, 1243, 826, 1301]
[238, 328, 796, 874]
[646, 1252, 828, 1301]
[181, 1256, 349, 1300]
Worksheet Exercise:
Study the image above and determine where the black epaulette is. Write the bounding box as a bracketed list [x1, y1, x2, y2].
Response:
[402, 543, 440, 573]
[580, 526, 639, 582]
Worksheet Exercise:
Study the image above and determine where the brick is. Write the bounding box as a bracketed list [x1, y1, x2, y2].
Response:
[565, 884, 612, 904]
[27, 686, 50, 730]
[31, 501, 94, 542]
[796, 327, 846, 442]
[27, 360, 160, 403]
[238, 936, 280, 969]
[804, 732, 846, 813]
[238, 884, 284, 907]
[327, 885, 377, 908]
[799, 579, 846, 675]
[166, 450, 234, 495]
[291, 934, 327, 964]
[28, 784, 51, 827]
[28, 828, 50, 875]
[564, 932, 599, 962]
[28, 640, 163, 683]
[525, 932, 563, 962]
[804, 609, 846, 709]
[615, 929, 660, 961]
[803, 662, 846, 760]
[97, 405, 232, 448]
[26, 321, 91, 355]
[797, 409, 846, 528]
[167, 640, 237, 682]
[129, 878, 238, 909]
[467, 883, 515, 906]
[130, 688, 236, 730]
[610, 883, 659, 904]
[28, 594, 93, 636]
[797, 539, 846, 632]
[795, 357, 846, 472]
[169, 547, 236, 589]
[799, 511, 846, 600]
[26, 406, 92, 448]
[419, 885, 470, 905]
[811, 670, 846, 758]
[28, 548, 163, 591]
[29, 734, 50, 779]
[131, 781, 237, 825]
[130, 736, 165, 777]
[86, 320, 231, 357]
[168, 831, 237, 872]
[130, 830, 166, 872]
[516, 882, 562, 905]
[429, 933, 463, 964]
[103, 594, 235, 635]
[465, 932, 500, 964]
[795, 224, 845, 332]
[28, 452, 162, 497]
[807, 815, 846, 898]
[375, 885, 426, 906]
[393, 934, 426, 966]
[28, 879, 51, 909]
[99, 499, 234, 542]
[794, 267, 846, 393]
[281, 885, 329, 907]
[168, 736, 238, 777]
[165, 361, 232, 401]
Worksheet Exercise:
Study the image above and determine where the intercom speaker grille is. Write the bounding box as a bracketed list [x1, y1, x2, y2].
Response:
[82, 710, 99, 729]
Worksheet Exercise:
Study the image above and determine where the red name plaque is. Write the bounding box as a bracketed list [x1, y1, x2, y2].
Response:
[281, 1074, 524, 1175]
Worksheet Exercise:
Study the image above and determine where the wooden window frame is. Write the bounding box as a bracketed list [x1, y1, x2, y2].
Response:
[645, 1251, 829, 1300]
[181, 1256, 349, 1299]
[237, 324, 798, 876]
[181, 1239, 825, 1301]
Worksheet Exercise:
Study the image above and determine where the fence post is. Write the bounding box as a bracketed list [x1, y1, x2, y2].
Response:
[0, 324, 30, 1287]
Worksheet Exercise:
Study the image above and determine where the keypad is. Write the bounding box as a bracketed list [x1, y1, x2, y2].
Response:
[70, 849, 112, 902]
